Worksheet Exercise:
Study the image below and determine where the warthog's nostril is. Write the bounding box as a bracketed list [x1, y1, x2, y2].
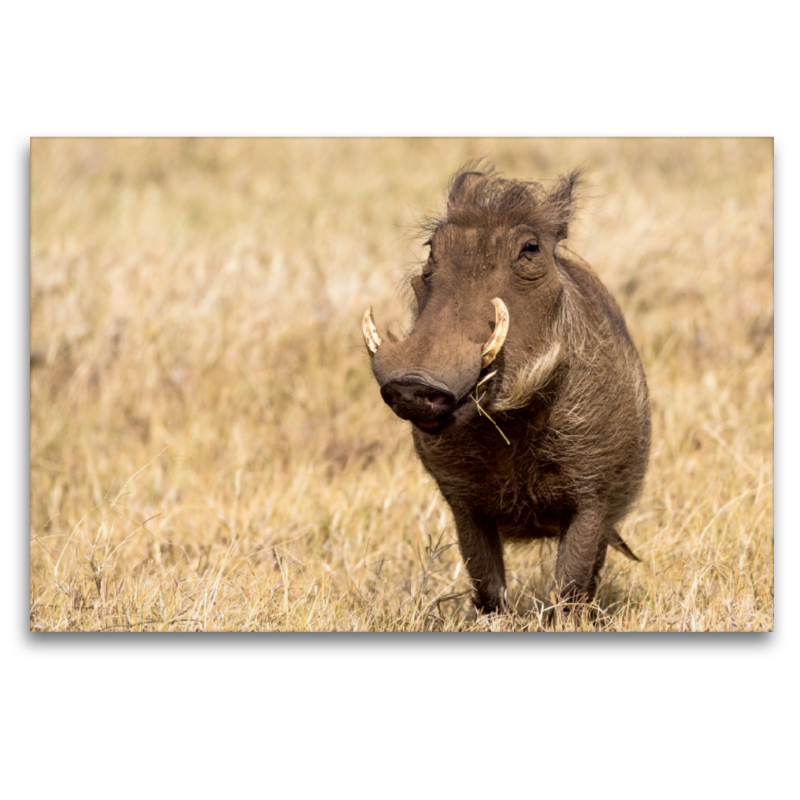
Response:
[380, 378, 458, 422]
[426, 394, 450, 408]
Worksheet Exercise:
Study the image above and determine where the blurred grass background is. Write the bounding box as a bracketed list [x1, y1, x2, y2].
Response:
[29, 138, 773, 631]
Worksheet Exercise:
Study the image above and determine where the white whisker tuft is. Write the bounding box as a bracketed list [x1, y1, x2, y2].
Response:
[491, 340, 564, 411]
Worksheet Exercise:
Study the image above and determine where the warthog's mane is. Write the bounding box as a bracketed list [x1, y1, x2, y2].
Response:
[419, 163, 582, 237]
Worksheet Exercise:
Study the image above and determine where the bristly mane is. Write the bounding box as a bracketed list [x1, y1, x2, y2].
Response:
[422, 164, 583, 238]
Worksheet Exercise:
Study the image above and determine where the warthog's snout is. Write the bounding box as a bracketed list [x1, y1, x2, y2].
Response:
[379, 376, 459, 428]
[364, 297, 509, 434]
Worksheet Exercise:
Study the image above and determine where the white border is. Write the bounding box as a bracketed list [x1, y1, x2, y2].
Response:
[8, 2, 794, 795]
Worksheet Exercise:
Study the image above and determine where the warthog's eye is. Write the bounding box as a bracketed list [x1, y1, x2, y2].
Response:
[514, 239, 546, 286]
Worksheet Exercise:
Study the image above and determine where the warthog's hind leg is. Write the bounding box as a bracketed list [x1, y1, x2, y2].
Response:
[554, 505, 610, 605]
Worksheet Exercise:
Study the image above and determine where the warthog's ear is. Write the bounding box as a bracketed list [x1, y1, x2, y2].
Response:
[549, 169, 582, 241]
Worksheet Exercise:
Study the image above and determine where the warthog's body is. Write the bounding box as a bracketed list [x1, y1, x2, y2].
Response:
[363, 168, 650, 612]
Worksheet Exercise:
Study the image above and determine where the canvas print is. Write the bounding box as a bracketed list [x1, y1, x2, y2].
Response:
[29, 138, 774, 631]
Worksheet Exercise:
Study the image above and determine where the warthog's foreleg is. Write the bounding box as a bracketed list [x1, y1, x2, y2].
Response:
[554, 504, 609, 605]
[450, 506, 506, 614]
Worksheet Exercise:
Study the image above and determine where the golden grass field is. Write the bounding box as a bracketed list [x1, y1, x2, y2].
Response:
[29, 137, 773, 632]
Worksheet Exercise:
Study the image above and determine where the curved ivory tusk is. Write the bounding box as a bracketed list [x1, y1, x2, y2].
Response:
[481, 298, 509, 368]
[362, 306, 382, 354]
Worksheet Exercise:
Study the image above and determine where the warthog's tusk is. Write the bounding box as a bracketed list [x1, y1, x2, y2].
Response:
[481, 298, 509, 368]
[362, 306, 382, 354]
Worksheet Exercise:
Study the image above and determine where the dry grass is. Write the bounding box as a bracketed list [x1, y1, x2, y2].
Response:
[29, 137, 773, 632]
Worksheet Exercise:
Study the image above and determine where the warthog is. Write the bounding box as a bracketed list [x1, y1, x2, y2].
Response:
[362, 167, 651, 613]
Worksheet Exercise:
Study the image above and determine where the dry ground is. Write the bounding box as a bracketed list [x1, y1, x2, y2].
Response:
[29, 138, 773, 632]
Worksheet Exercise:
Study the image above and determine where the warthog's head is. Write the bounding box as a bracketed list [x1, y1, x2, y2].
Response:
[363, 168, 580, 436]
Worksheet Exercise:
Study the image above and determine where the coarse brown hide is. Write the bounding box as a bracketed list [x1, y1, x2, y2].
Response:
[364, 168, 651, 614]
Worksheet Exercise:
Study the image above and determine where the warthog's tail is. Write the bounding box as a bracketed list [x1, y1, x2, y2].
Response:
[608, 528, 641, 562]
